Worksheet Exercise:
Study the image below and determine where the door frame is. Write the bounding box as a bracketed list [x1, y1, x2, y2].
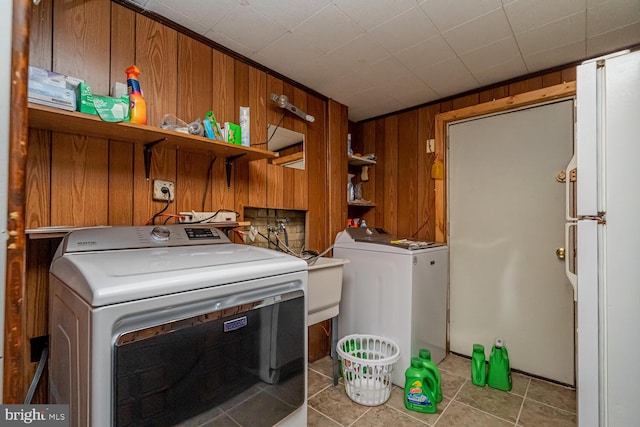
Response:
[433, 82, 576, 243]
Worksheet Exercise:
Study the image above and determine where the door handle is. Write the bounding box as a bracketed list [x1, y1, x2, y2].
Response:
[556, 247, 565, 260]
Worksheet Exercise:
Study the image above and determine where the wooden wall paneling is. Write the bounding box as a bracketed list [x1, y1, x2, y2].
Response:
[383, 115, 398, 235]
[266, 77, 285, 208]
[110, 3, 135, 93]
[211, 51, 235, 212]
[416, 105, 439, 242]
[50, 134, 109, 226]
[292, 86, 308, 211]
[305, 94, 327, 252]
[248, 67, 267, 208]
[397, 110, 418, 237]
[233, 61, 250, 221]
[508, 76, 543, 96]
[452, 93, 479, 110]
[175, 35, 214, 218]
[478, 86, 508, 104]
[561, 67, 577, 83]
[108, 4, 136, 226]
[374, 119, 386, 228]
[542, 71, 563, 87]
[360, 121, 376, 226]
[25, 130, 51, 229]
[108, 141, 134, 225]
[24, 239, 58, 403]
[52, 0, 111, 95]
[326, 100, 348, 239]
[29, 0, 52, 69]
[133, 15, 177, 224]
[135, 14, 177, 126]
[266, 163, 284, 208]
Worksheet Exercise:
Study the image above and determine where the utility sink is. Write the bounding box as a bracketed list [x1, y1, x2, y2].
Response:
[307, 257, 349, 325]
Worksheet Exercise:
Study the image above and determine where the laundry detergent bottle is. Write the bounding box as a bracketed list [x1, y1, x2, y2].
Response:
[125, 65, 147, 124]
[471, 344, 487, 386]
[404, 357, 437, 413]
[487, 338, 512, 391]
[418, 348, 442, 402]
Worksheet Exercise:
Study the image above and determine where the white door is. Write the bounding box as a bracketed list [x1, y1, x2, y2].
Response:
[448, 99, 575, 385]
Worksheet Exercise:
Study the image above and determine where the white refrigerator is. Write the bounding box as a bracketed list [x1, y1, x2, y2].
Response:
[570, 49, 640, 426]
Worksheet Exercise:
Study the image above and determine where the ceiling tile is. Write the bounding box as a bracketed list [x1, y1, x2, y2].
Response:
[587, 21, 640, 56]
[314, 71, 376, 99]
[333, 0, 420, 31]
[504, 0, 586, 34]
[415, 57, 480, 97]
[254, 32, 325, 71]
[459, 36, 521, 73]
[358, 56, 414, 87]
[320, 34, 390, 76]
[394, 35, 456, 73]
[419, 0, 502, 32]
[523, 40, 586, 71]
[289, 4, 364, 53]
[378, 75, 440, 108]
[157, 0, 238, 30]
[442, 9, 513, 55]
[246, 0, 331, 31]
[368, 6, 440, 53]
[586, 0, 640, 37]
[212, 5, 289, 53]
[515, 11, 586, 56]
[131, 0, 151, 7]
[147, 1, 210, 34]
[471, 56, 528, 85]
[203, 30, 255, 59]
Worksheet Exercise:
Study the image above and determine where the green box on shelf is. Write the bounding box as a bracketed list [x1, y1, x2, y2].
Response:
[76, 82, 98, 116]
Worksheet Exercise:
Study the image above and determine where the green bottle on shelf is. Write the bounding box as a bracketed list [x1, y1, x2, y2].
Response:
[487, 338, 512, 391]
[418, 348, 442, 402]
[471, 344, 487, 386]
[404, 357, 437, 413]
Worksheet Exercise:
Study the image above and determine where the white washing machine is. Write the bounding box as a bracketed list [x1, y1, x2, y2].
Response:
[49, 225, 308, 427]
[334, 227, 448, 387]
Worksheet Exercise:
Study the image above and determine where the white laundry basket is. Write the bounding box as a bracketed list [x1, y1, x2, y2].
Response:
[336, 334, 401, 406]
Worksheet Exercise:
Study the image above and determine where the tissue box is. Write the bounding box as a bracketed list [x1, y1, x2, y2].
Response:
[27, 66, 76, 111]
[92, 95, 129, 123]
[76, 82, 98, 115]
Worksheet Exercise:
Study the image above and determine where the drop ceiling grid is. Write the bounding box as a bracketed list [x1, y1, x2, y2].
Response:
[128, 0, 640, 121]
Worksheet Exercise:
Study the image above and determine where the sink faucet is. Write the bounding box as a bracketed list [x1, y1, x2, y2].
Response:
[277, 219, 289, 247]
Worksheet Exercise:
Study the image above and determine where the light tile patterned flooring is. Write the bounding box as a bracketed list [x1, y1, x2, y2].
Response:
[307, 354, 576, 426]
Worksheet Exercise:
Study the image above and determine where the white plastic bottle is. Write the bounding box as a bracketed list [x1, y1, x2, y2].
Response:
[239, 106, 250, 147]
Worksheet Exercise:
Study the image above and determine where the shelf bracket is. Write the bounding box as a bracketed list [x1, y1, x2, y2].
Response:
[143, 138, 167, 180]
[225, 154, 245, 188]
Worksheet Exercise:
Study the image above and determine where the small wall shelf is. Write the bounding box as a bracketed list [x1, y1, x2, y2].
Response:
[28, 103, 277, 184]
[347, 201, 376, 208]
[347, 155, 376, 166]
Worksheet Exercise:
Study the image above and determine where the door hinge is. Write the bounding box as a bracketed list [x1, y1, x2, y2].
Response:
[579, 213, 606, 224]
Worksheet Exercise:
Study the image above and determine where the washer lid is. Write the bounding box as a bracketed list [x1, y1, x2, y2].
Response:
[50, 226, 307, 307]
[334, 227, 445, 254]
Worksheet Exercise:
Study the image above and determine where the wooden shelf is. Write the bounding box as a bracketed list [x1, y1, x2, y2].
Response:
[28, 103, 277, 182]
[348, 201, 376, 208]
[348, 155, 376, 166]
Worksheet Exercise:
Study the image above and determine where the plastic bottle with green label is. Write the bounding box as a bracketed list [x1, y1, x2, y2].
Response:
[404, 357, 437, 413]
[418, 348, 442, 402]
[487, 338, 512, 391]
[471, 344, 487, 386]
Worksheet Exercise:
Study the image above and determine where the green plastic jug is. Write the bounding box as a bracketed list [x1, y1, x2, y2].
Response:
[487, 339, 512, 391]
[471, 344, 487, 386]
[404, 358, 437, 413]
[418, 348, 443, 402]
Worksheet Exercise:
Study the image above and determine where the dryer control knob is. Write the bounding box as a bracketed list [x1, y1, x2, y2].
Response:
[150, 226, 171, 241]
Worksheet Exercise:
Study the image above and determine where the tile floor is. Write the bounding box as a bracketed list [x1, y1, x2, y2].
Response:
[307, 354, 576, 426]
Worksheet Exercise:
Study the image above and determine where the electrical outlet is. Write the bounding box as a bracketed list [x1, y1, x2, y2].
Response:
[153, 179, 175, 201]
